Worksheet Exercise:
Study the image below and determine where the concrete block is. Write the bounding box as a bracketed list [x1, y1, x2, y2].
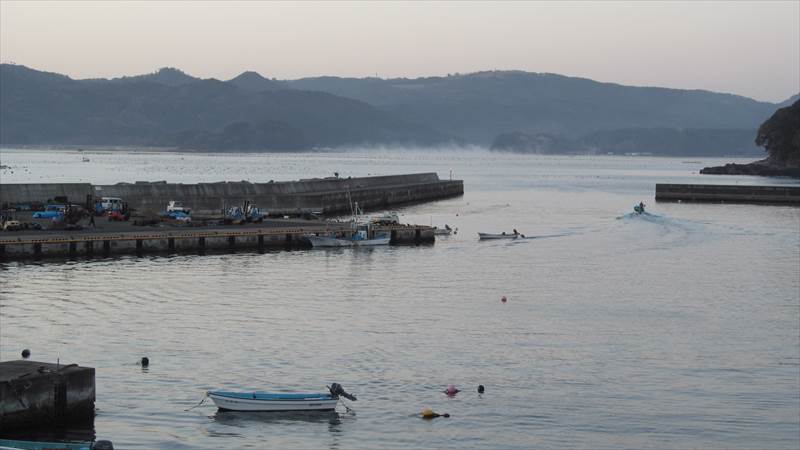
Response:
[0, 360, 95, 430]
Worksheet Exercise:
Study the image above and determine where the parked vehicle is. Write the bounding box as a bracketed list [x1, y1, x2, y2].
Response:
[166, 200, 191, 214]
[32, 204, 66, 219]
[99, 197, 124, 212]
[371, 212, 400, 225]
[159, 210, 192, 223]
[107, 210, 129, 222]
[2, 220, 22, 231]
[224, 201, 263, 225]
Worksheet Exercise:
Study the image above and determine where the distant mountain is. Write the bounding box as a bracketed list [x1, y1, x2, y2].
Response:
[111, 67, 200, 86]
[289, 71, 779, 145]
[0, 64, 448, 150]
[227, 71, 286, 92]
[777, 94, 800, 108]
[0, 64, 788, 154]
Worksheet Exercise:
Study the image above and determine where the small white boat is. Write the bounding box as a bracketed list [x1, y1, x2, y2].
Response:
[433, 224, 456, 236]
[207, 383, 356, 412]
[478, 231, 521, 240]
[307, 234, 390, 247]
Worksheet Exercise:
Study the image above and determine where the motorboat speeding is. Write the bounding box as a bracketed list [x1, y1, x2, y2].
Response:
[478, 228, 524, 240]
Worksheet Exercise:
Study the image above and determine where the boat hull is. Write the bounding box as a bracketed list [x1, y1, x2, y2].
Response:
[307, 235, 390, 248]
[478, 232, 519, 240]
[0, 440, 91, 450]
[208, 391, 339, 412]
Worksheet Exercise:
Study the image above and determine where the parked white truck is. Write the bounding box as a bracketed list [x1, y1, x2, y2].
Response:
[166, 201, 191, 214]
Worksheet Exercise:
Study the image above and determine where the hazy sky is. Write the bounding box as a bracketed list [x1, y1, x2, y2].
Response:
[1, 1, 798, 102]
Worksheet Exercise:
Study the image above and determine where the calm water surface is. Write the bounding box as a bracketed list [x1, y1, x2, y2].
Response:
[1, 149, 798, 449]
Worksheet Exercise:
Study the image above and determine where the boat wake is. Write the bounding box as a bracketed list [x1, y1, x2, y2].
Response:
[513, 232, 573, 240]
[615, 211, 662, 221]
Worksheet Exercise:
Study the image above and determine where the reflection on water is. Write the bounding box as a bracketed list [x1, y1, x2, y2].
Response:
[212, 410, 344, 427]
[0, 422, 96, 445]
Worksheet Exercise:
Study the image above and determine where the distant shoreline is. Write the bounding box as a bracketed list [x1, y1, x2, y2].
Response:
[0, 145, 763, 158]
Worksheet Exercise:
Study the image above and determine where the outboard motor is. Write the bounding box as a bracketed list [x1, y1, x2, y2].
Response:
[329, 383, 357, 401]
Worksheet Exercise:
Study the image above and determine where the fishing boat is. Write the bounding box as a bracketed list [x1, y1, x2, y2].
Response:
[307, 233, 390, 247]
[207, 383, 356, 412]
[433, 224, 456, 236]
[478, 231, 521, 240]
[307, 202, 391, 247]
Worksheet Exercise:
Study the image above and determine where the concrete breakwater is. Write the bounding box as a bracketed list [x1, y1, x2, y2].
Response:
[0, 173, 464, 215]
[655, 183, 800, 204]
[0, 223, 435, 260]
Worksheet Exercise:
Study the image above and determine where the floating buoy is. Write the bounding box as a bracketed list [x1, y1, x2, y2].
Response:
[21, 349, 30, 359]
[421, 407, 450, 419]
[501, 296, 507, 303]
[445, 384, 460, 396]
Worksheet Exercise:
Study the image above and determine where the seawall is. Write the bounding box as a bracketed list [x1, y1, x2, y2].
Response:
[655, 184, 800, 204]
[0, 173, 464, 215]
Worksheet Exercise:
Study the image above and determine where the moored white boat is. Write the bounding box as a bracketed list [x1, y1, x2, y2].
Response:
[207, 391, 340, 411]
[306, 234, 390, 247]
[207, 383, 356, 412]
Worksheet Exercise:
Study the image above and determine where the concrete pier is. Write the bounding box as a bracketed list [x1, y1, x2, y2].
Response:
[0, 223, 435, 260]
[0, 361, 95, 430]
[655, 184, 800, 204]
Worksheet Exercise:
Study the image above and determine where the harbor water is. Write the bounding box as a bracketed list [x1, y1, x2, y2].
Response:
[1, 149, 799, 449]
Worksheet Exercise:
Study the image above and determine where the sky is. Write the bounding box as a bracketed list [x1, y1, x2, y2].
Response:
[1, 1, 798, 103]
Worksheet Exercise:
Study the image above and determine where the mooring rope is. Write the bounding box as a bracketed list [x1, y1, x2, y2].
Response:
[184, 395, 207, 411]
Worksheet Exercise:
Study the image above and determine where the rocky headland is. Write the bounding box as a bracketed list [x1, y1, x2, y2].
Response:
[701, 100, 800, 178]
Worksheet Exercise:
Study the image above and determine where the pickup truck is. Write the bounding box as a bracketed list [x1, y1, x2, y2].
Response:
[166, 201, 191, 214]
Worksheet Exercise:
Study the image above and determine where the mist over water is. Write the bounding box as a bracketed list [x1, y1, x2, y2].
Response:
[1, 149, 798, 449]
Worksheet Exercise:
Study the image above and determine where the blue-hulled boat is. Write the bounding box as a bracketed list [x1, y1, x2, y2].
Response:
[0, 439, 112, 450]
